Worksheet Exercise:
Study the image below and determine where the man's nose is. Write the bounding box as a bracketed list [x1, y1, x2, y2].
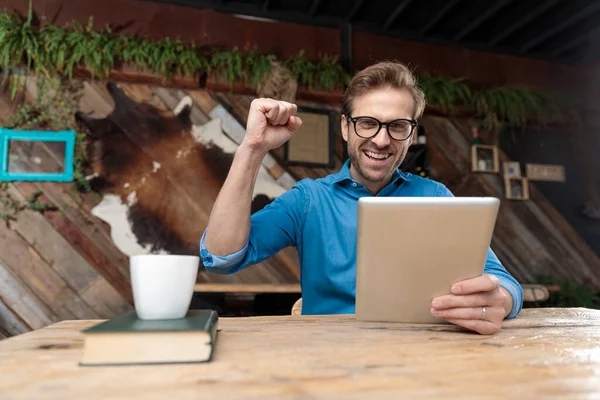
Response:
[371, 125, 391, 148]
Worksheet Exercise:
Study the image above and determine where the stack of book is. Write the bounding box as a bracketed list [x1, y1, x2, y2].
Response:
[79, 309, 219, 366]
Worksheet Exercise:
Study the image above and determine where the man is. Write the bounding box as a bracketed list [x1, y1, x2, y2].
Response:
[201, 61, 523, 335]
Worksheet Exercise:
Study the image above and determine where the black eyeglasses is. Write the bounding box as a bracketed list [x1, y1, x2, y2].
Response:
[346, 115, 417, 141]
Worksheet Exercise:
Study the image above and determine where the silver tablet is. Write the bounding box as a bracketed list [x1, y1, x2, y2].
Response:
[355, 196, 500, 323]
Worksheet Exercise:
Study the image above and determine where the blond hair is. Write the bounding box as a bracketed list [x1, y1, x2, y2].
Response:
[341, 61, 426, 119]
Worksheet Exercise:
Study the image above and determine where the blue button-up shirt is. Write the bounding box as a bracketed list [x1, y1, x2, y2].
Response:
[200, 159, 523, 319]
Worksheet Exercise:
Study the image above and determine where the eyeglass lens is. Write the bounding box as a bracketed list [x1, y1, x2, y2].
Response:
[354, 117, 413, 140]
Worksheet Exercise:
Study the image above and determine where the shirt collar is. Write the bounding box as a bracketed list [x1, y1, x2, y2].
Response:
[331, 159, 412, 185]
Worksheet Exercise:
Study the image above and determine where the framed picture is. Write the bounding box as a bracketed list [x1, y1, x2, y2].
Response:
[526, 163, 565, 182]
[283, 106, 335, 168]
[0, 128, 75, 182]
[503, 161, 521, 178]
[471, 144, 499, 173]
[505, 177, 529, 200]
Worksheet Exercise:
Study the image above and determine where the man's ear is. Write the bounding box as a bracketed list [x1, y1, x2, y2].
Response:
[341, 115, 349, 142]
[409, 123, 417, 146]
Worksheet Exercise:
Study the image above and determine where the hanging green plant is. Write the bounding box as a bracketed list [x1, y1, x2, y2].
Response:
[470, 85, 567, 133]
[0, 4, 350, 94]
[417, 74, 472, 115]
[210, 47, 245, 85]
[246, 50, 276, 87]
[0, 2, 571, 130]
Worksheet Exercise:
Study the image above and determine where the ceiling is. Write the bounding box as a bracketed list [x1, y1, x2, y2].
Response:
[144, 0, 600, 67]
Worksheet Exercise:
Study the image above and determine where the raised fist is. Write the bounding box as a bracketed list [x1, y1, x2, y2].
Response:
[243, 98, 303, 153]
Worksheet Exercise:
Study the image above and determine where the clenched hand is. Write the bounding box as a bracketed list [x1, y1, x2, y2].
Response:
[243, 98, 303, 154]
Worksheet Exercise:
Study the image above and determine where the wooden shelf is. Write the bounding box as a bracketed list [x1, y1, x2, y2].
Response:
[194, 283, 301, 293]
[471, 144, 499, 173]
[505, 177, 529, 200]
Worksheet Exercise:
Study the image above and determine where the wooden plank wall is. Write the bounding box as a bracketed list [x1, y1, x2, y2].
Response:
[0, 77, 135, 338]
[0, 183, 132, 337]
[420, 117, 600, 287]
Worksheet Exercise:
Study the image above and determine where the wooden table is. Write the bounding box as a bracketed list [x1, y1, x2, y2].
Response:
[1, 308, 599, 399]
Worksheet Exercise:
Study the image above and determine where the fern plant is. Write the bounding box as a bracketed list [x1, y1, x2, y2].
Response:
[418, 74, 472, 115]
[210, 47, 245, 84]
[314, 54, 351, 90]
[0, 2, 571, 130]
[471, 86, 565, 132]
[247, 50, 276, 87]
[284, 50, 317, 89]
[417, 72, 567, 132]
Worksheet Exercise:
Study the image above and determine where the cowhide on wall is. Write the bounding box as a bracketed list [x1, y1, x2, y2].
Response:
[76, 82, 286, 258]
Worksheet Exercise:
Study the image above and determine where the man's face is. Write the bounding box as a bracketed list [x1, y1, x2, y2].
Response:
[341, 87, 416, 193]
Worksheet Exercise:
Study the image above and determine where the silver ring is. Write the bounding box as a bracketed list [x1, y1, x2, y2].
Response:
[481, 307, 487, 320]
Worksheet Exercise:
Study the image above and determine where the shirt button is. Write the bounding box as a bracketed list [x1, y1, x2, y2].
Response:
[352, 182, 357, 187]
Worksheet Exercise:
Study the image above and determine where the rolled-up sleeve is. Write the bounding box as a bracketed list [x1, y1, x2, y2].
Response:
[199, 229, 249, 272]
[200, 183, 307, 274]
[483, 248, 524, 319]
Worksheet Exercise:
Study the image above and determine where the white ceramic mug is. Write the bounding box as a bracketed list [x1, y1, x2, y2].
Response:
[130, 254, 199, 320]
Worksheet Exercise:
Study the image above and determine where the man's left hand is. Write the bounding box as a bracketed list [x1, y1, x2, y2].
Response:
[430, 274, 512, 335]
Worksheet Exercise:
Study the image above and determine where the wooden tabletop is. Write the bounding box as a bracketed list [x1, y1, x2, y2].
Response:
[1, 308, 599, 399]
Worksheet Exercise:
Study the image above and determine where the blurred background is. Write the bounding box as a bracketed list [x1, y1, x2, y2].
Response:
[1, 0, 599, 338]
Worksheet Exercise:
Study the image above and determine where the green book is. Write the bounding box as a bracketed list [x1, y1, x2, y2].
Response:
[80, 309, 219, 366]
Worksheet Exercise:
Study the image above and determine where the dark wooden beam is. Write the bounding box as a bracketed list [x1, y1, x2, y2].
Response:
[383, 0, 414, 30]
[489, 0, 561, 46]
[420, 0, 461, 35]
[552, 24, 600, 57]
[521, 2, 600, 53]
[340, 23, 352, 73]
[454, 0, 514, 41]
[142, 0, 340, 26]
[309, 0, 321, 18]
[345, 0, 365, 23]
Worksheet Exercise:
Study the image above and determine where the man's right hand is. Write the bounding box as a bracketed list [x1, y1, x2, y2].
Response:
[243, 98, 303, 153]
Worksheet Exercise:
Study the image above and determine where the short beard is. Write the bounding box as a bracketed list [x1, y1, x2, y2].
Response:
[347, 145, 402, 183]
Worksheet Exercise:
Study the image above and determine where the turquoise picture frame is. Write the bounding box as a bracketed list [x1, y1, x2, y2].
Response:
[0, 128, 75, 182]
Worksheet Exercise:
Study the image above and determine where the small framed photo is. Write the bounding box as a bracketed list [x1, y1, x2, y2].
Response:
[471, 144, 499, 173]
[283, 106, 335, 168]
[526, 163, 565, 182]
[503, 161, 521, 178]
[505, 177, 529, 200]
[0, 128, 75, 182]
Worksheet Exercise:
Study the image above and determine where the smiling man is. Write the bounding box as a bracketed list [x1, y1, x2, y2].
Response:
[201, 61, 523, 334]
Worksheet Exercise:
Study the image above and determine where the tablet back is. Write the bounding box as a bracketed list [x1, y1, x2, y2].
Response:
[355, 196, 500, 323]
